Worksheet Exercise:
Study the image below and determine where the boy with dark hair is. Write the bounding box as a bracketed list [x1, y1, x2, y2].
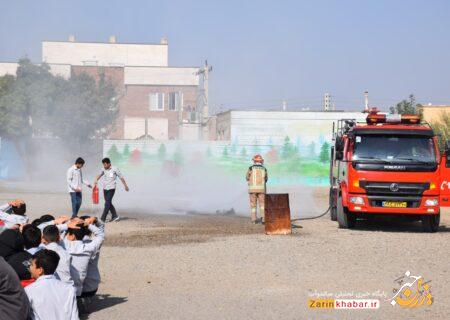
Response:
[54, 217, 105, 297]
[0, 229, 33, 284]
[42, 224, 74, 287]
[67, 157, 92, 218]
[22, 225, 42, 255]
[25, 249, 79, 320]
[0, 199, 29, 229]
[94, 157, 129, 222]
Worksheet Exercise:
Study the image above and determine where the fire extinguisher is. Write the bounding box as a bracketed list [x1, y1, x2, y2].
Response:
[92, 185, 99, 205]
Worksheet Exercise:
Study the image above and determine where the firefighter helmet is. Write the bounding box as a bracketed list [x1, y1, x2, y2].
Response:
[252, 154, 264, 164]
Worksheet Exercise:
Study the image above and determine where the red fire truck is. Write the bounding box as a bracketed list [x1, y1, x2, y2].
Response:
[329, 109, 450, 232]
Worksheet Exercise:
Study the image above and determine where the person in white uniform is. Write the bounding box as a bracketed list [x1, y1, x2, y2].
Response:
[0, 200, 28, 229]
[67, 157, 92, 218]
[25, 249, 79, 320]
[41, 224, 74, 287]
[56, 217, 105, 297]
[93, 157, 129, 222]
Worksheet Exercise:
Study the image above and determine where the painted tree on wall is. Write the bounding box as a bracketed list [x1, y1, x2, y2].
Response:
[122, 144, 131, 160]
[222, 146, 229, 158]
[266, 146, 279, 163]
[308, 141, 316, 158]
[130, 149, 142, 165]
[107, 145, 122, 163]
[158, 143, 167, 161]
[281, 136, 297, 159]
[230, 138, 238, 155]
[319, 142, 330, 163]
[241, 147, 248, 159]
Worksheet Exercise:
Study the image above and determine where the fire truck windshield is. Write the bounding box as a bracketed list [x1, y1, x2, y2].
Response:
[352, 135, 437, 164]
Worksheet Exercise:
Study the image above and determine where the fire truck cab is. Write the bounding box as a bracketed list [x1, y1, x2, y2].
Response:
[329, 109, 450, 232]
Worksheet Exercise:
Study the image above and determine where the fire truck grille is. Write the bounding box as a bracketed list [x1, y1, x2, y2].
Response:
[359, 181, 430, 196]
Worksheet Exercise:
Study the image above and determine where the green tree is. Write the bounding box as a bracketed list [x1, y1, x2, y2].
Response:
[158, 143, 167, 161]
[50, 72, 118, 149]
[390, 94, 422, 115]
[0, 59, 56, 175]
[319, 142, 330, 163]
[0, 59, 119, 174]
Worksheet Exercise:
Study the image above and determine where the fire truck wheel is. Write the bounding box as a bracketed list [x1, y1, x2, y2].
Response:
[422, 213, 440, 233]
[337, 196, 356, 229]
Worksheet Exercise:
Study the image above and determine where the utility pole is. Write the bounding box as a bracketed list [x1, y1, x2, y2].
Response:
[196, 60, 212, 121]
[364, 91, 369, 112]
[324, 93, 331, 111]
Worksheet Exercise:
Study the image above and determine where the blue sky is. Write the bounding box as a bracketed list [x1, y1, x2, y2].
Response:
[1, 0, 449, 112]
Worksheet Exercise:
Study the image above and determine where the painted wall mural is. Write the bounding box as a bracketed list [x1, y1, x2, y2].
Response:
[103, 136, 331, 187]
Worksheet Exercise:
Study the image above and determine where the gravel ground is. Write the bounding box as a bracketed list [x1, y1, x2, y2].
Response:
[1, 183, 449, 320]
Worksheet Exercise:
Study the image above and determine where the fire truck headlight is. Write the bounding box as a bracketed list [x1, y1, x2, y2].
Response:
[349, 197, 365, 205]
[425, 199, 439, 206]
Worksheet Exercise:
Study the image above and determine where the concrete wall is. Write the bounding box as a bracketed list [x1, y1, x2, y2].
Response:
[216, 111, 232, 140]
[42, 41, 168, 67]
[48, 64, 71, 79]
[179, 123, 202, 140]
[124, 67, 199, 86]
[0, 62, 18, 76]
[420, 105, 450, 123]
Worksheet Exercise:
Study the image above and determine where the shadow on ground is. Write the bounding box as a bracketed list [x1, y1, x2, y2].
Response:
[81, 294, 128, 319]
[353, 217, 450, 233]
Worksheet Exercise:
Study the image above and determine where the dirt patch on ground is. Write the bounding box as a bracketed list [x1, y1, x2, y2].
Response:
[104, 214, 264, 247]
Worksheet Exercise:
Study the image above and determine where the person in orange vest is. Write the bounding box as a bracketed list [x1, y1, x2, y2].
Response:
[246, 154, 268, 224]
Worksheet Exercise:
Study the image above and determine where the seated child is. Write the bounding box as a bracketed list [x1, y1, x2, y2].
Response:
[25, 249, 79, 320]
[0, 200, 28, 229]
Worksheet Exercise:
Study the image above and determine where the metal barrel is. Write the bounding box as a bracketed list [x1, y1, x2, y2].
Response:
[265, 193, 292, 235]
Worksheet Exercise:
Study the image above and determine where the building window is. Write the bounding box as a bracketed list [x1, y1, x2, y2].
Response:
[149, 93, 164, 111]
[168, 92, 183, 111]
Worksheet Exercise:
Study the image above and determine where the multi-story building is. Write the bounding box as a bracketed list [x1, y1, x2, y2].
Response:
[0, 36, 204, 140]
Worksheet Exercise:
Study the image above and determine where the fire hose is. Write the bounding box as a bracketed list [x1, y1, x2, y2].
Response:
[291, 205, 332, 221]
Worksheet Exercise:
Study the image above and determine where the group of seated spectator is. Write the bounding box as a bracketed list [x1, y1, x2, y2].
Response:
[0, 199, 105, 320]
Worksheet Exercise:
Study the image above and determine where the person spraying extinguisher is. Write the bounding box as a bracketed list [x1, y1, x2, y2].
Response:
[246, 154, 268, 224]
[93, 157, 129, 223]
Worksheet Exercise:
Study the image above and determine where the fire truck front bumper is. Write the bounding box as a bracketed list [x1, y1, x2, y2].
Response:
[347, 194, 440, 215]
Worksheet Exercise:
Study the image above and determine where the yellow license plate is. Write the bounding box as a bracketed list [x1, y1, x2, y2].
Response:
[382, 201, 407, 208]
